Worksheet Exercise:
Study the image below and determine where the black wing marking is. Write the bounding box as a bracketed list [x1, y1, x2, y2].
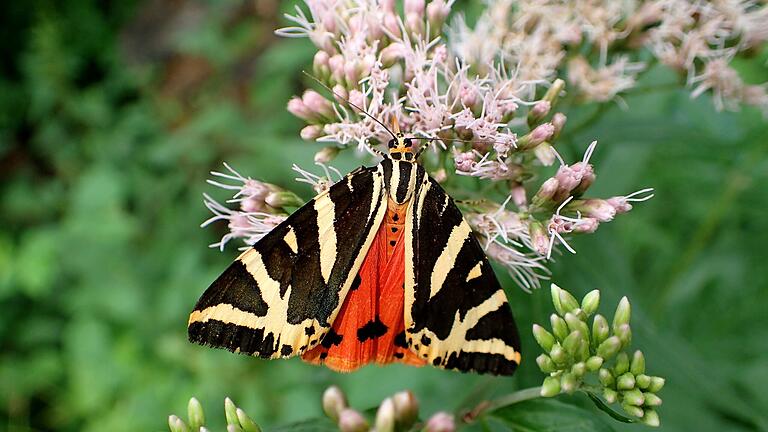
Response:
[188, 166, 387, 358]
[403, 168, 522, 375]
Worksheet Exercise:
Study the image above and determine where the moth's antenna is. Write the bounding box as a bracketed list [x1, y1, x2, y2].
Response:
[407, 135, 515, 147]
[301, 71, 397, 141]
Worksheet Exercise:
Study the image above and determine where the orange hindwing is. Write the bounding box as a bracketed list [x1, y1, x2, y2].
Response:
[302, 199, 426, 371]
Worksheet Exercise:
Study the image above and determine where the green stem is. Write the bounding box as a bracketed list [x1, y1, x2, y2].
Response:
[461, 386, 543, 424]
[486, 386, 543, 411]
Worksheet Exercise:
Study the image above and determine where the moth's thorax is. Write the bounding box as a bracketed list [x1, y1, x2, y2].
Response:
[381, 159, 419, 205]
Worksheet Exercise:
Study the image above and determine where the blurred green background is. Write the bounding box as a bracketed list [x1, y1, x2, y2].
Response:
[1, 1, 767, 431]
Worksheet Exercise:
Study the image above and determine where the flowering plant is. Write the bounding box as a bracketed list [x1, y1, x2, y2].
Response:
[185, 0, 766, 429]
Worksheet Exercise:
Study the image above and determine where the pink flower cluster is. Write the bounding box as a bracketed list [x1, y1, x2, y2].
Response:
[453, 0, 768, 112]
[202, 0, 658, 290]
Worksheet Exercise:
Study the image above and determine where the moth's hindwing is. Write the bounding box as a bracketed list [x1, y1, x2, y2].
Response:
[403, 169, 522, 375]
[188, 166, 388, 358]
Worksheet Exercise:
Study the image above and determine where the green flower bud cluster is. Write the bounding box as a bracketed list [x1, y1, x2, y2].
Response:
[534, 284, 665, 427]
[168, 397, 261, 432]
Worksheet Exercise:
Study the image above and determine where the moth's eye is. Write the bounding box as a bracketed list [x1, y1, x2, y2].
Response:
[404, 138, 413, 147]
[404, 152, 413, 161]
[392, 153, 402, 160]
[388, 139, 397, 148]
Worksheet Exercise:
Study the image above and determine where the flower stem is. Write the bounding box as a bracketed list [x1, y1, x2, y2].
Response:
[462, 386, 543, 423]
[487, 386, 543, 411]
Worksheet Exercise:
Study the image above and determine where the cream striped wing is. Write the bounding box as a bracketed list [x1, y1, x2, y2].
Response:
[403, 169, 522, 375]
[188, 166, 387, 358]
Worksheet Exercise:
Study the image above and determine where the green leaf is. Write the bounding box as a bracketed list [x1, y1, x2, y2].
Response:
[584, 392, 637, 424]
[485, 399, 615, 432]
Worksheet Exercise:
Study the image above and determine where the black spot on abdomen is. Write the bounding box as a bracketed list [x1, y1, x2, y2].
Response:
[357, 318, 388, 342]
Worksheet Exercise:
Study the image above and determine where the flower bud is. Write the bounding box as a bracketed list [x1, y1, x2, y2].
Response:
[224, 398, 239, 427]
[550, 284, 566, 315]
[614, 352, 630, 375]
[375, 398, 396, 432]
[598, 368, 615, 388]
[551, 113, 567, 140]
[586, 356, 604, 371]
[567, 199, 615, 222]
[536, 354, 557, 373]
[331, 83, 348, 102]
[616, 372, 636, 390]
[532, 324, 555, 352]
[511, 183, 527, 209]
[534, 178, 559, 205]
[530, 221, 550, 255]
[380, 43, 405, 68]
[630, 350, 645, 376]
[560, 372, 578, 394]
[543, 79, 566, 106]
[563, 331, 583, 357]
[301, 125, 324, 140]
[596, 336, 621, 359]
[636, 374, 651, 389]
[648, 377, 665, 393]
[405, 0, 425, 15]
[558, 289, 580, 315]
[612, 297, 631, 332]
[169, 415, 189, 432]
[615, 324, 632, 348]
[425, 412, 455, 432]
[581, 290, 600, 316]
[313, 51, 330, 78]
[427, 0, 451, 35]
[564, 312, 589, 337]
[405, 12, 424, 36]
[534, 142, 557, 166]
[642, 409, 660, 427]
[622, 403, 644, 418]
[623, 388, 645, 406]
[266, 191, 304, 209]
[540, 375, 561, 397]
[549, 343, 568, 366]
[187, 398, 205, 429]
[287, 97, 313, 121]
[528, 100, 551, 126]
[550, 314, 569, 341]
[236, 408, 261, 432]
[302, 90, 333, 119]
[322, 386, 348, 421]
[643, 392, 662, 407]
[519, 123, 554, 149]
[383, 12, 400, 37]
[338, 409, 368, 432]
[603, 388, 618, 404]
[392, 390, 419, 427]
[314, 146, 340, 164]
[592, 314, 610, 346]
[571, 362, 586, 377]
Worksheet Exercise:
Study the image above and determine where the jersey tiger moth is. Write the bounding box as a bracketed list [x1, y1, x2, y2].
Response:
[188, 115, 522, 375]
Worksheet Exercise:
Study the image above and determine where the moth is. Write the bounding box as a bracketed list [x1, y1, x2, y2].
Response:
[188, 115, 522, 375]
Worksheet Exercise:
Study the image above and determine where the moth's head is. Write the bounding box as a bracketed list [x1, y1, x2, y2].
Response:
[386, 117, 415, 162]
[387, 134, 415, 162]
